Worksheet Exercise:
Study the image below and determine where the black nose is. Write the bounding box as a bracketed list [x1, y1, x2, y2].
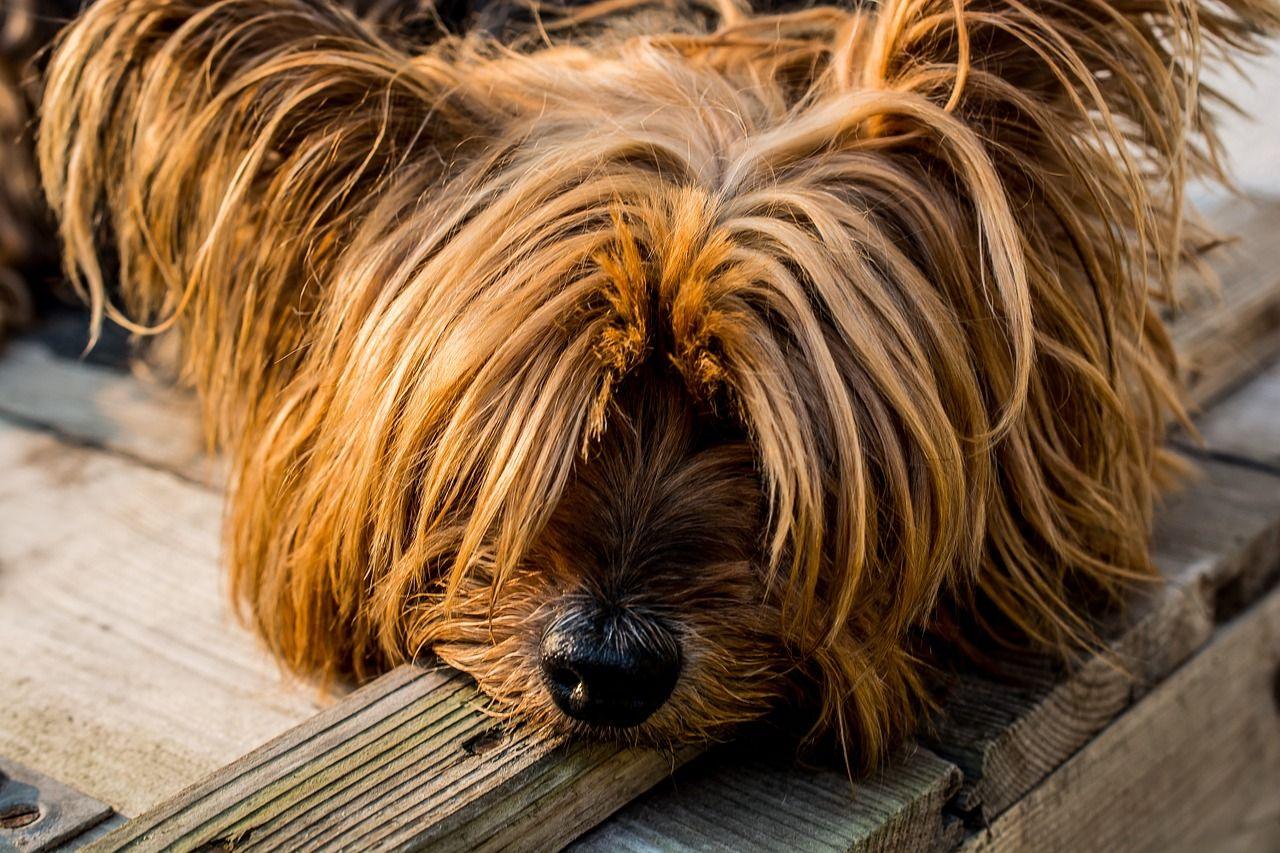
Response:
[539, 608, 681, 728]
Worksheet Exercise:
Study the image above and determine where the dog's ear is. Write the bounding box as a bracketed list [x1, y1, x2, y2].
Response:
[39, 0, 496, 439]
[819, 0, 1280, 638]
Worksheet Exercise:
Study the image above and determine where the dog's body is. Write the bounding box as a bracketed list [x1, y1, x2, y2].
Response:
[39, 0, 1278, 767]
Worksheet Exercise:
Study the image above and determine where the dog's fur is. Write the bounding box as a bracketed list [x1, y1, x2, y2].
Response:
[39, 0, 1278, 766]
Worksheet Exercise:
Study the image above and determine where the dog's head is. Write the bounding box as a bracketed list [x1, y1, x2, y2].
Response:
[42, 0, 1274, 764]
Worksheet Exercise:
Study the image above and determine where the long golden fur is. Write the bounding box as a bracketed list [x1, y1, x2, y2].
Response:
[39, 0, 1279, 767]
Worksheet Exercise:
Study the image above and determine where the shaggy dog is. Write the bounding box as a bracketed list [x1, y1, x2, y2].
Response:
[38, 0, 1278, 768]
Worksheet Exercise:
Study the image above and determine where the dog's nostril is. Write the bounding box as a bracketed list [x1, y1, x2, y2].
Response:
[539, 612, 680, 729]
[548, 664, 582, 693]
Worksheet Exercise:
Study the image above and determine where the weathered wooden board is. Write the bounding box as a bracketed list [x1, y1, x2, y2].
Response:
[926, 452, 1280, 821]
[1188, 359, 1280, 473]
[571, 745, 962, 853]
[89, 664, 699, 852]
[0, 758, 115, 852]
[0, 338, 209, 484]
[1174, 196, 1280, 408]
[917, 341, 1280, 823]
[960, 584, 1280, 853]
[0, 421, 326, 817]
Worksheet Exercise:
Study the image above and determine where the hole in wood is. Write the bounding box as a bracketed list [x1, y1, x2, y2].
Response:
[1272, 662, 1280, 714]
[0, 802, 41, 830]
[1213, 573, 1250, 624]
[462, 729, 506, 756]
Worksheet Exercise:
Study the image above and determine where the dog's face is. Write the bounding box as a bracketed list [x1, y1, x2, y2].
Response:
[428, 372, 787, 744]
[323, 62, 1009, 748]
[45, 0, 1260, 767]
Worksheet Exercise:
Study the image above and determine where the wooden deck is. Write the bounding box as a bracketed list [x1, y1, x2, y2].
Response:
[2, 45, 1279, 853]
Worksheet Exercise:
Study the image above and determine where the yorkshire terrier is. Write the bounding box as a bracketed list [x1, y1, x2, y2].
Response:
[37, 0, 1279, 769]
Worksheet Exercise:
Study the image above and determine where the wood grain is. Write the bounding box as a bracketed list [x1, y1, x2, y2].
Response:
[1175, 196, 1280, 408]
[571, 745, 962, 853]
[89, 665, 699, 852]
[1188, 360, 1280, 473]
[0, 339, 210, 485]
[929, 451, 1280, 818]
[0, 421, 326, 817]
[960, 584, 1280, 853]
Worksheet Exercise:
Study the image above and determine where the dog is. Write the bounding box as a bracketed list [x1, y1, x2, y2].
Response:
[37, 0, 1279, 769]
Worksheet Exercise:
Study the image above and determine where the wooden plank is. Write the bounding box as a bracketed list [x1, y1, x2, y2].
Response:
[571, 745, 962, 853]
[1187, 359, 1280, 472]
[0, 420, 326, 817]
[927, 453, 1280, 820]
[0, 758, 115, 852]
[63, 815, 129, 851]
[960, 583, 1280, 853]
[913, 304, 1280, 824]
[0, 338, 210, 485]
[90, 664, 699, 851]
[1174, 196, 1280, 408]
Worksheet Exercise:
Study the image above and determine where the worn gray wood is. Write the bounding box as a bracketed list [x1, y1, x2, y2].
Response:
[571, 745, 962, 853]
[1188, 359, 1280, 473]
[927, 330, 1280, 821]
[1174, 196, 1280, 408]
[0, 421, 326, 817]
[927, 453, 1280, 820]
[0, 338, 211, 484]
[960, 584, 1280, 853]
[0, 759, 115, 852]
[914, 279, 1280, 823]
[89, 664, 699, 852]
[62, 816, 129, 851]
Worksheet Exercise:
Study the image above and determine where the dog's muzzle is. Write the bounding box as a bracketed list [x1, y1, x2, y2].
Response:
[539, 602, 681, 728]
